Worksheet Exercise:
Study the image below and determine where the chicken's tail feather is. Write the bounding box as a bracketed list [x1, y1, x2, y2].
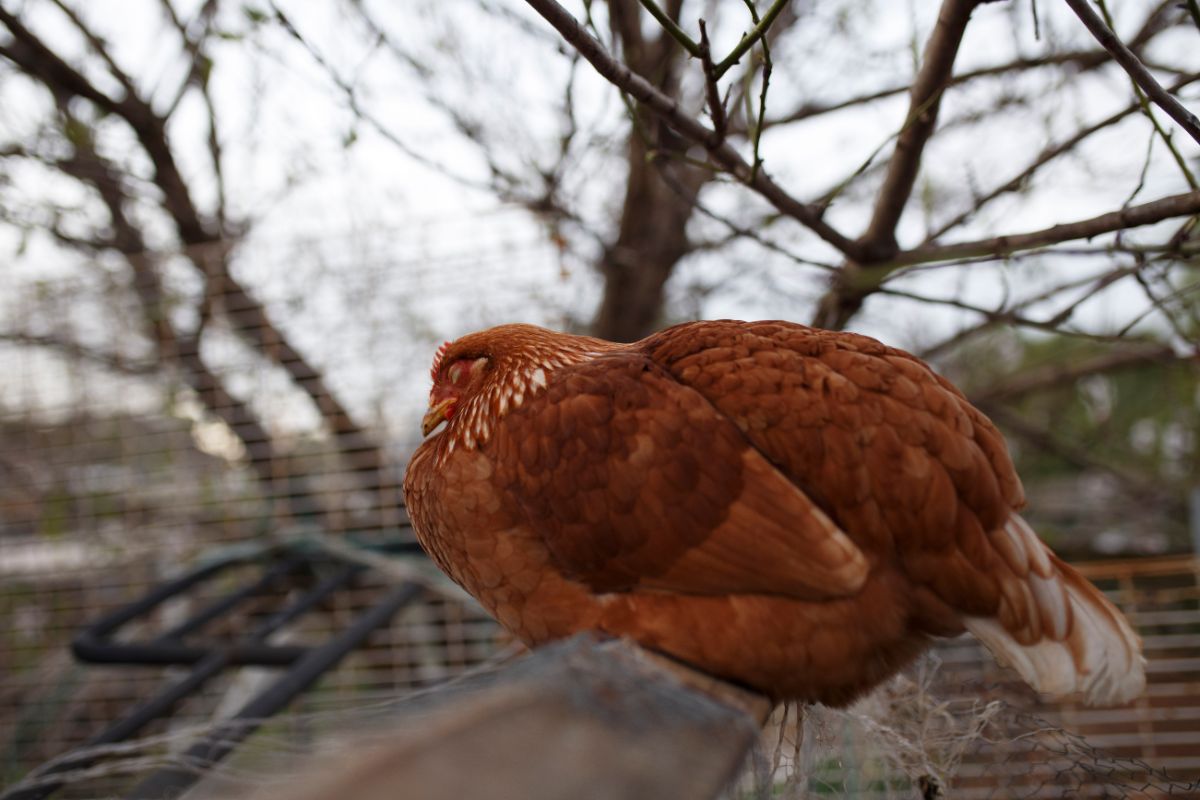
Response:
[964, 515, 1145, 706]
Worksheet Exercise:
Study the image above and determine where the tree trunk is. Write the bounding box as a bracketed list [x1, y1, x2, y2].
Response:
[593, 137, 706, 342]
[590, 0, 708, 343]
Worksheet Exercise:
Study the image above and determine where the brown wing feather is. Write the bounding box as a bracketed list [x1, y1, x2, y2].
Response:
[492, 352, 868, 599]
[643, 320, 1144, 703]
[642, 320, 1024, 624]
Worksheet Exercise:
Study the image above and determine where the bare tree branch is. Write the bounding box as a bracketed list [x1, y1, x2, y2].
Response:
[924, 72, 1200, 243]
[3, 5, 241, 243]
[46, 0, 140, 98]
[712, 0, 789, 78]
[697, 21, 726, 145]
[879, 285, 1105, 342]
[857, 0, 982, 259]
[522, 0, 864, 260]
[157, 0, 228, 226]
[1063, 0, 1200, 146]
[738, 0, 773, 184]
[636, 0, 701, 57]
[969, 343, 1180, 404]
[0, 8, 125, 116]
[1127, 264, 1200, 344]
[981, 404, 1185, 511]
[916, 263, 1141, 359]
[269, 2, 489, 191]
[926, 108, 1135, 243]
[592, 0, 710, 341]
[768, 0, 1181, 128]
[157, 0, 220, 118]
[0, 6, 393, 516]
[792, 0, 1194, 331]
[810, 0, 1008, 330]
[893, 189, 1200, 267]
[45, 108, 321, 519]
[768, 54, 1105, 126]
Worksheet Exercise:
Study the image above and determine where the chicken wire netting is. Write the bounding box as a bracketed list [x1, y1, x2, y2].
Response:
[8, 572, 1199, 800]
[0, 210, 572, 798]
[2, 214, 1199, 799]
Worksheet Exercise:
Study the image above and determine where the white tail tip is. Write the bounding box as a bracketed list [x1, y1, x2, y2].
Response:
[966, 517, 1145, 706]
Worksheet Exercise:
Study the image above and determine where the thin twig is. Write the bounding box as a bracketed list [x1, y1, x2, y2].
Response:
[47, 0, 140, 97]
[768, 53, 1186, 129]
[158, 0, 227, 224]
[879, 287, 1081, 337]
[917, 264, 1142, 359]
[698, 20, 726, 144]
[1128, 268, 1200, 344]
[770, 53, 1099, 127]
[982, 405, 1184, 508]
[713, 0, 789, 78]
[156, 0, 218, 117]
[267, 2, 488, 191]
[970, 343, 1178, 404]
[922, 72, 1200, 244]
[637, 0, 701, 57]
[1063, 0, 1200, 146]
[0, 9, 124, 116]
[657, 171, 839, 272]
[1094, 0, 1198, 190]
[888, 256, 1173, 356]
[1187, 0, 1200, 33]
[741, 0, 772, 185]
[817, 89, 950, 215]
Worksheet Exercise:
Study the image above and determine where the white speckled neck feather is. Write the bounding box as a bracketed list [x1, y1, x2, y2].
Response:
[433, 333, 622, 464]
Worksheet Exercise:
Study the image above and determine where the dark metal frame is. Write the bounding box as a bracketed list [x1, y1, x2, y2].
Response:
[3, 543, 424, 800]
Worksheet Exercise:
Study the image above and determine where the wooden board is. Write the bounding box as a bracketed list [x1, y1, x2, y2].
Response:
[246, 634, 771, 800]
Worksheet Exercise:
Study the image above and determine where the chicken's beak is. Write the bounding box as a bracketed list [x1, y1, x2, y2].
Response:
[421, 398, 455, 437]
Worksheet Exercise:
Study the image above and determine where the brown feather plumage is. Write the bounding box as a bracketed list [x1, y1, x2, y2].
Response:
[403, 320, 1144, 705]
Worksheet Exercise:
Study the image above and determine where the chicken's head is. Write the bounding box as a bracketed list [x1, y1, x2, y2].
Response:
[420, 324, 618, 447]
[422, 342, 489, 436]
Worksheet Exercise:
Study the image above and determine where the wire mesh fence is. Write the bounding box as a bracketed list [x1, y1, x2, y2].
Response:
[0, 211, 567, 796]
[745, 557, 1200, 798]
[1, 220, 1198, 798]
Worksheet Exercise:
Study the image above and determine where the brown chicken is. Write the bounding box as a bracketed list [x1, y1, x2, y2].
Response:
[403, 320, 1144, 706]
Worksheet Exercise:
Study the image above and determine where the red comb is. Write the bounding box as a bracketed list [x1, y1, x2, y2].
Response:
[431, 341, 451, 381]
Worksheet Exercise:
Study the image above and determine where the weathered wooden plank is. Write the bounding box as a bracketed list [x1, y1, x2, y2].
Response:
[249, 634, 771, 800]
